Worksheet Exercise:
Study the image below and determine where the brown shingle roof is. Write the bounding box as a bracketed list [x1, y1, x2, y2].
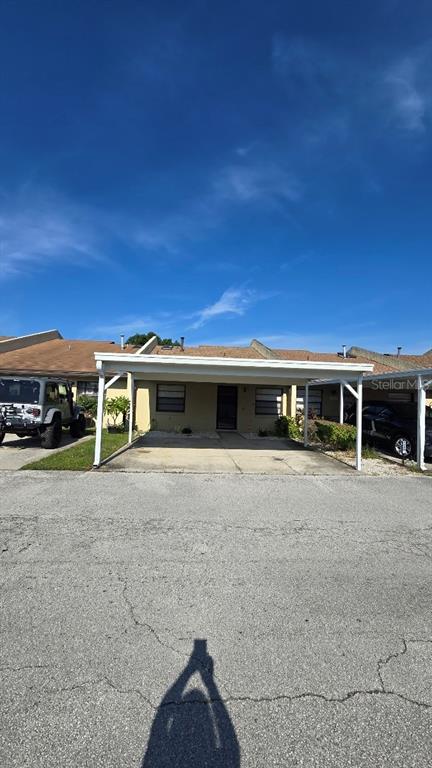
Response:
[153, 344, 265, 359]
[273, 348, 396, 374]
[0, 338, 136, 376]
[397, 354, 432, 370]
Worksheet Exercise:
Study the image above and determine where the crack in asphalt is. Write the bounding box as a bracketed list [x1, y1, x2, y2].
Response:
[25, 636, 431, 713]
[32, 675, 431, 713]
[117, 575, 232, 696]
[118, 575, 185, 657]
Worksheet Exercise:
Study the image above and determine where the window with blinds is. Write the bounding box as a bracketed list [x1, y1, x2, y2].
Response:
[296, 387, 322, 416]
[77, 380, 98, 397]
[156, 384, 185, 412]
[255, 387, 283, 416]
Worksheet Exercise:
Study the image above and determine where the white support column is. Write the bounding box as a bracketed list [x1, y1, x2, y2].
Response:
[304, 383, 309, 446]
[355, 374, 363, 471]
[417, 376, 426, 471]
[128, 373, 134, 444]
[94, 371, 105, 467]
[339, 382, 344, 424]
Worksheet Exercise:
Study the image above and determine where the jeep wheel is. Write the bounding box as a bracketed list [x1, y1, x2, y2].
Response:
[70, 414, 86, 438]
[41, 418, 62, 449]
[393, 434, 413, 459]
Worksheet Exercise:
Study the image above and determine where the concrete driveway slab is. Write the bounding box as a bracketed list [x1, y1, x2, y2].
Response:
[105, 432, 352, 474]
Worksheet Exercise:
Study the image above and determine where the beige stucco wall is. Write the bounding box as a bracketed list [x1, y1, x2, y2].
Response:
[133, 381, 293, 433]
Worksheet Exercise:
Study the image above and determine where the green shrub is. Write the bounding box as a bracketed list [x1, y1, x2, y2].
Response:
[77, 395, 97, 418]
[315, 419, 356, 450]
[104, 395, 130, 428]
[258, 428, 268, 437]
[274, 415, 302, 440]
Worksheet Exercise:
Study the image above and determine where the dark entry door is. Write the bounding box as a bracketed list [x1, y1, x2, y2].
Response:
[216, 385, 238, 430]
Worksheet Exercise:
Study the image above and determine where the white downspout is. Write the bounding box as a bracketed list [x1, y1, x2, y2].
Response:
[128, 373, 134, 444]
[94, 367, 105, 467]
[339, 381, 344, 424]
[417, 375, 426, 471]
[355, 374, 363, 471]
[304, 383, 309, 447]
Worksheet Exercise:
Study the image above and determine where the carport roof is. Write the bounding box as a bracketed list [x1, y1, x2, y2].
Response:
[95, 350, 373, 382]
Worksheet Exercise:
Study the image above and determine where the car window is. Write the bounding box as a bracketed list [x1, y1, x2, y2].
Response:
[363, 406, 382, 416]
[378, 408, 394, 419]
[45, 382, 59, 404]
[58, 384, 68, 401]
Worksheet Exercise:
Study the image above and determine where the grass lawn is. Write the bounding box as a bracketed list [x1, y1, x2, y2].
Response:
[23, 430, 129, 471]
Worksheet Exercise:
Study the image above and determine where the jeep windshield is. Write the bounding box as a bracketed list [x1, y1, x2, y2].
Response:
[0, 379, 40, 404]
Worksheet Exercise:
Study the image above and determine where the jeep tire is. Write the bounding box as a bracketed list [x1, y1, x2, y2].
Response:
[41, 418, 62, 449]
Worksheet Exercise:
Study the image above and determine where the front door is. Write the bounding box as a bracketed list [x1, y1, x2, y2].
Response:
[216, 385, 238, 430]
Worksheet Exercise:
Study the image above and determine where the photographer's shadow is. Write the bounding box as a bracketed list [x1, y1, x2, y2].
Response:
[141, 639, 240, 767]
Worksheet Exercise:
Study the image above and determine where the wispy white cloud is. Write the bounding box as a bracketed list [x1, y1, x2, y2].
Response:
[214, 163, 303, 205]
[0, 186, 104, 280]
[189, 286, 270, 330]
[92, 286, 268, 337]
[93, 315, 165, 338]
[384, 55, 428, 132]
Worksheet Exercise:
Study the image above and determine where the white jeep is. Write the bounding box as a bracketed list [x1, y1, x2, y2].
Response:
[0, 376, 86, 448]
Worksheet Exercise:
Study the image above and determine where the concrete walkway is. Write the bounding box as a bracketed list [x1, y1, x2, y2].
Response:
[105, 431, 352, 474]
[0, 432, 91, 470]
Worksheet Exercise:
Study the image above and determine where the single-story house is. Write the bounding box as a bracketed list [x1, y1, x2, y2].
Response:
[1, 329, 431, 469]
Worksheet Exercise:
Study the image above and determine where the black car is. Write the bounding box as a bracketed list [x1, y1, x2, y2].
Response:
[346, 401, 432, 459]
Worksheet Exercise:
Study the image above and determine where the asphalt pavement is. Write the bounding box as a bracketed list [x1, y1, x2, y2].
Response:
[1, 470, 431, 767]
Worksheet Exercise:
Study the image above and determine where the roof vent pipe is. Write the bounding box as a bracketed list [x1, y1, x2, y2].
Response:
[342, 344, 347, 359]
[120, 334, 125, 350]
[180, 336, 185, 351]
[397, 346, 402, 357]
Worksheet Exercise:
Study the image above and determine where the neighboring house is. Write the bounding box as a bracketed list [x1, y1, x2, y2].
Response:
[0, 330, 133, 426]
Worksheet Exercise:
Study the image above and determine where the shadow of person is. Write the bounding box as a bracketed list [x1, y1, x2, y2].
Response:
[141, 638, 240, 767]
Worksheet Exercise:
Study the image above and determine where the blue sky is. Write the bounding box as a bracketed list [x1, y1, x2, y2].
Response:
[1, 0, 431, 352]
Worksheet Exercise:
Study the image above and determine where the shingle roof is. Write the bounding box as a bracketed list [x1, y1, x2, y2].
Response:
[0, 338, 136, 376]
[272, 348, 396, 374]
[0, 335, 419, 378]
[153, 344, 265, 359]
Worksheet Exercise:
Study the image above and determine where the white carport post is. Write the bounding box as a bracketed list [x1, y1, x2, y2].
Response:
[303, 382, 309, 446]
[339, 382, 344, 424]
[128, 372, 134, 444]
[355, 374, 363, 472]
[94, 362, 105, 467]
[417, 375, 426, 471]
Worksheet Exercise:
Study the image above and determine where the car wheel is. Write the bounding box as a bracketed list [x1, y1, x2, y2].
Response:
[41, 418, 62, 449]
[393, 434, 414, 459]
[70, 414, 86, 438]
[0, 430, 5, 445]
